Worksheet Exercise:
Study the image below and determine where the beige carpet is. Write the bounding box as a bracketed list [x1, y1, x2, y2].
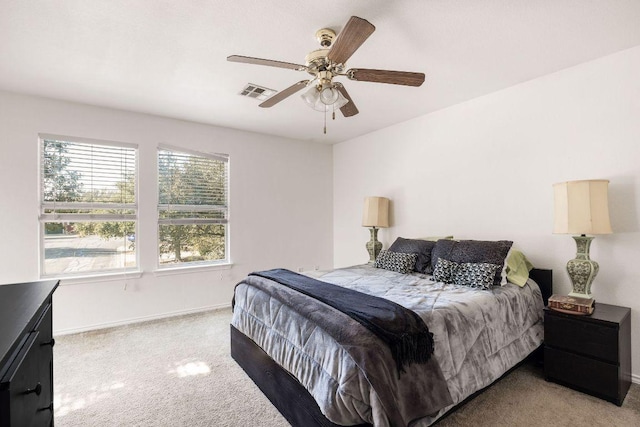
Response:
[54, 308, 640, 426]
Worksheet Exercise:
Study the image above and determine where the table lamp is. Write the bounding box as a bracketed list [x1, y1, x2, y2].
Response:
[553, 180, 612, 299]
[362, 196, 389, 263]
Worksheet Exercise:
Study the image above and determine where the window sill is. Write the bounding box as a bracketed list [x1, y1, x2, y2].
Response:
[54, 270, 143, 286]
[153, 262, 233, 277]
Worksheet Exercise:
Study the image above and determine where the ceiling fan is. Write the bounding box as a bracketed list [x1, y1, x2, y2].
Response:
[228, 16, 425, 131]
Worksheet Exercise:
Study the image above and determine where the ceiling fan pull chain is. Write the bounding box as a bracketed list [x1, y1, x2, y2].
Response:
[324, 108, 327, 134]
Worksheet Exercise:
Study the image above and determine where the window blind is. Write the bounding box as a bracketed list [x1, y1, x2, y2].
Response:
[40, 137, 137, 221]
[157, 148, 229, 225]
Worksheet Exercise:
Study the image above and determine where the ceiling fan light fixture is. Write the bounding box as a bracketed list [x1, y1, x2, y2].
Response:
[301, 86, 321, 110]
[332, 89, 349, 110]
[320, 86, 339, 105]
[301, 85, 348, 112]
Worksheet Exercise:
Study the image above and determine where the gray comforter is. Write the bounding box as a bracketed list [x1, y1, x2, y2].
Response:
[231, 265, 544, 426]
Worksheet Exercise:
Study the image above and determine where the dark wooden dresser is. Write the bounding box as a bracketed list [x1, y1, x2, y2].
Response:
[0, 280, 59, 427]
[544, 303, 631, 406]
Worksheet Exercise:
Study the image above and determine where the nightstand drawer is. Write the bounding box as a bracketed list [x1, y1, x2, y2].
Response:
[545, 347, 620, 404]
[545, 313, 618, 362]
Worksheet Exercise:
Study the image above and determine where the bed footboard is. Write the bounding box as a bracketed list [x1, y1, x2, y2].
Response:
[230, 325, 372, 427]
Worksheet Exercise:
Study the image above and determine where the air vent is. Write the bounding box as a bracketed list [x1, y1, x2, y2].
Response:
[239, 84, 276, 101]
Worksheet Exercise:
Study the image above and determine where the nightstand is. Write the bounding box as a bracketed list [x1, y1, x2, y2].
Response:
[544, 303, 631, 406]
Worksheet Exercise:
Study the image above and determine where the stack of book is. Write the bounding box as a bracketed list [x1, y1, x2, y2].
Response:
[548, 294, 595, 315]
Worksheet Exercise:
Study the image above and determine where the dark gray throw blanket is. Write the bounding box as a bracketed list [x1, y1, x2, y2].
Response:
[250, 268, 434, 374]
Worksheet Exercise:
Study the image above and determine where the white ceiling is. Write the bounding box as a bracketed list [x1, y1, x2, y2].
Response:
[2, 0, 640, 144]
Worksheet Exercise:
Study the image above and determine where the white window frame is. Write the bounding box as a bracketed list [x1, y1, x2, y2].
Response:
[38, 134, 139, 278]
[156, 144, 230, 270]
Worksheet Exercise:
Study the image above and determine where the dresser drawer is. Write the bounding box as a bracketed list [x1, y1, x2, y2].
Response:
[32, 303, 54, 420]
[32, 304, 54, 363]
[0, 332, 52, 427]
[33, 304, 53, 343]
[545, 346, 620, 404]
[0, 280, 58, 427]
[545, 313, 618, 362]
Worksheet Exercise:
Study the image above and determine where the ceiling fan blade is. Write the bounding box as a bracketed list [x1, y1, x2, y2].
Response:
[333, 83, 359, 117]
[227, 55, 306, 71]
[259, 80, 310, 108]
[347, 68, 425, 87]
[327, 16, 375, 65]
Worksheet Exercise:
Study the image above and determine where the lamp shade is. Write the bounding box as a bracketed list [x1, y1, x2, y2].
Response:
[362, 197, 389, 228]
[553, 180, 612, 235]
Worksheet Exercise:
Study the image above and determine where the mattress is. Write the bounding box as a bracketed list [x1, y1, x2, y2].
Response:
[231, 264, 544, 426]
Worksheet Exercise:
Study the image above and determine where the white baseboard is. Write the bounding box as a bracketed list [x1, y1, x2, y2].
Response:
[54, 303, 232, 336]
[632, 373, 640, 385]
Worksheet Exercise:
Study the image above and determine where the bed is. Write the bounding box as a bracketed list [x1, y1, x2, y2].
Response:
[231, 239, 552, 427]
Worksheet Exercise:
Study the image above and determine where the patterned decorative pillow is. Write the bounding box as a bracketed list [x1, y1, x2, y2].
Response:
[451, 262, 500, 290]
[388, 237, 436, 274]
[430, 240, 457, 277]
[374, 250, 418, 274]
[432, 258, 459, 283]
[431, 239, 513, 286]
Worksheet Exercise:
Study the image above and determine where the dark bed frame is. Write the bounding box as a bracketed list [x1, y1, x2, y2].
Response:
[230, 268, 552, 427]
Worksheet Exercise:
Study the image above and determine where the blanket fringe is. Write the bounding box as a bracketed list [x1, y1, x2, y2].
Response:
[392, 330, 435, 375]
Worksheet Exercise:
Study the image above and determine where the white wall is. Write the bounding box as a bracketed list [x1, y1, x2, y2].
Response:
[334, 46, 640, 380]
[0, 91, 333, 334]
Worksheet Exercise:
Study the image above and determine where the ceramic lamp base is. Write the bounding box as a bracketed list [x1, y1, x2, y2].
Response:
[566, 235, 599, 300]
[366, 227, 382, 264]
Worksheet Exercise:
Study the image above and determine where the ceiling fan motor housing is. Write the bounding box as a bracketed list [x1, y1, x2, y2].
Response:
[305, 49, 345, 76]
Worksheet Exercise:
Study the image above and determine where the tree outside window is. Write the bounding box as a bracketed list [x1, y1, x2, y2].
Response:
[40, 136, 137, 277]
[157, 147, 229, 267]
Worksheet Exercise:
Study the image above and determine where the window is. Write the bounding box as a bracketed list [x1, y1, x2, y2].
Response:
[39, 135, 138, 277]
[157, 146, 229, 267]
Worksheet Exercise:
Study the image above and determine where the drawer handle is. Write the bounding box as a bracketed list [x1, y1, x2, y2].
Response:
[25, 382, 42, 396]
[42, 338, 55, 347]
[38, 402, 54, 412]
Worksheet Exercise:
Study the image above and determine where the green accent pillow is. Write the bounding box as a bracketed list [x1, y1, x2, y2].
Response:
[419, 235, 454, 241]
[505, 250, 534, 287]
